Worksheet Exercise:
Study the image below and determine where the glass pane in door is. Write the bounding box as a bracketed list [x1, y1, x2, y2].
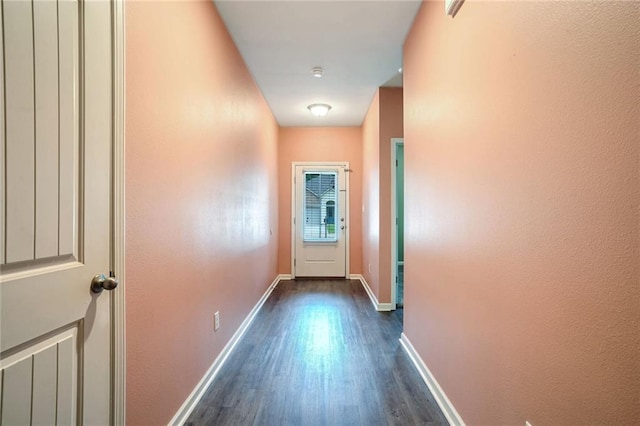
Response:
[303, 171, 338, 242]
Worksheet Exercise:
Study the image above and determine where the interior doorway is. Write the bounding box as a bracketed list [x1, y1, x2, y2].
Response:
[391, 139, 404, 307]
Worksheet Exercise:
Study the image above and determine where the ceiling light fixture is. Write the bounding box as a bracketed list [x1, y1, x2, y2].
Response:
[312, 66, 324, 78]
[308, 103, 331, 117]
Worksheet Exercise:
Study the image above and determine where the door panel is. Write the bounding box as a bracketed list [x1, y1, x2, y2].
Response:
[2, 0, 80, 268]
[1, 327, 79, 425]
[32, 344, 59, 425]
[34, 0, 62, 259]
[58, 0, 81, 257]
[1, 0, 113, 424]
[1, 356, 33, 425]
[3, 0, 36, 264]
[294, 164, 348, 277]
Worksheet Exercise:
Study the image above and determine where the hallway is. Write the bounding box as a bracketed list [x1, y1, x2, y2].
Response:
[121, 1, 639, 424]
[185, 280, 446, 425]
[0, 0, 637, 422]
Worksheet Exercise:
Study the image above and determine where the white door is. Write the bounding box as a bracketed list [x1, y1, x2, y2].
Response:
[293, 164, 348, 277]
[0, 0, 114, 424]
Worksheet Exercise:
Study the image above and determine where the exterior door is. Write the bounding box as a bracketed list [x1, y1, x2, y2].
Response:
[293, 164, 348, 277]
[0, 1, 115, 424]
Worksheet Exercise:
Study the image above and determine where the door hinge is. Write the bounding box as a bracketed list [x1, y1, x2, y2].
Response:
[294, 259, 296, 266]
[396, 217, 398, 225]
[396, 275, 398, 283]
[293, 217, 296, 225]
[396, 159, 398, 167]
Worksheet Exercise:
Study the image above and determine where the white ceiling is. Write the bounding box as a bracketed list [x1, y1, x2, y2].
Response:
[214, 1, 421, 127]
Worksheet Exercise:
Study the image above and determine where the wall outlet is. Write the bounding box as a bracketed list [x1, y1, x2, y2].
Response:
[368, 263, 371, 273]
[214, 311, 220, 331]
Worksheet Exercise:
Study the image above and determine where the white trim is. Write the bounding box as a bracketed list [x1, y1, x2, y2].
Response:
[399, 333, 465, 426]
[390, 138, 403, 308]
[291, 162, 350, 279]
[350, 274, 394, 311]
[112, 0, 126, 424]
[168, 274, 285, 425]
[290, 165, 296, 278]
[344, 164, 350, 278]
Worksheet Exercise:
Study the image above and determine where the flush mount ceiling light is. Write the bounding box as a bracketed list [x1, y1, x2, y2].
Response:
[308, 103, 331, 117]
[311, 66, 324, 78]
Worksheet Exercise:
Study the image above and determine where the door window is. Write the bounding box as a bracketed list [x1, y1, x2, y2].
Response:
[303, 171, 337, 242]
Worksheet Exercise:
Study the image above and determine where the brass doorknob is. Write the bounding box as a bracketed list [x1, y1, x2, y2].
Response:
[91, 274, 119, 293]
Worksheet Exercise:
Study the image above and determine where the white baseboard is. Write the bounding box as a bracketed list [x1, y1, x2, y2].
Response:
[169, 274, 286, 425]
[349, 274, 395, 311]
[278, 274, 292, 280]
[399, 333, 465, 426]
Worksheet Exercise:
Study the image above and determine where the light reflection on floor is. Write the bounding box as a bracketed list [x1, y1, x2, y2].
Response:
[185, 278, 447, 425]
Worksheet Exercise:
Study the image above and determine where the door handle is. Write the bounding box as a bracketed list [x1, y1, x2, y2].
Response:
[91, 273, 119, 293]
[341, 225, 345, 230]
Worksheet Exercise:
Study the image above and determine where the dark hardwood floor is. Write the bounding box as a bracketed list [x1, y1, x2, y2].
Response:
[185, 279, 447, 426]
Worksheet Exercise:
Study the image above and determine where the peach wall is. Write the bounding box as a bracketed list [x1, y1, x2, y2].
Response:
[277, 127, 362, 275]
[404, 1, 639, 425]
[362, 93, 380, 296]
[126, 2, 278, 424]
[361, 88, 403, 303]
[378, 88, 403, 303]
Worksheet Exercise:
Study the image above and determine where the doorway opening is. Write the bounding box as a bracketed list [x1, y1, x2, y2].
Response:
[391, 139, 404, 308]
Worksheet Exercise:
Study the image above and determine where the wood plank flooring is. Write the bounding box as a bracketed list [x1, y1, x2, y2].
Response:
[185, 279, 447, 426]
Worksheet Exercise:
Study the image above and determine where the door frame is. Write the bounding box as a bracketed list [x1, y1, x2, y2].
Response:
[112, 0, 126, 423]
[390, 138, 404, 308]
[291, 162, 350, 279]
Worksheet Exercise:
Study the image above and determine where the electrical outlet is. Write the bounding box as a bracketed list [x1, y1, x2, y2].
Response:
[214, 311, 220, 331]
[368, 263, 371, 273]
